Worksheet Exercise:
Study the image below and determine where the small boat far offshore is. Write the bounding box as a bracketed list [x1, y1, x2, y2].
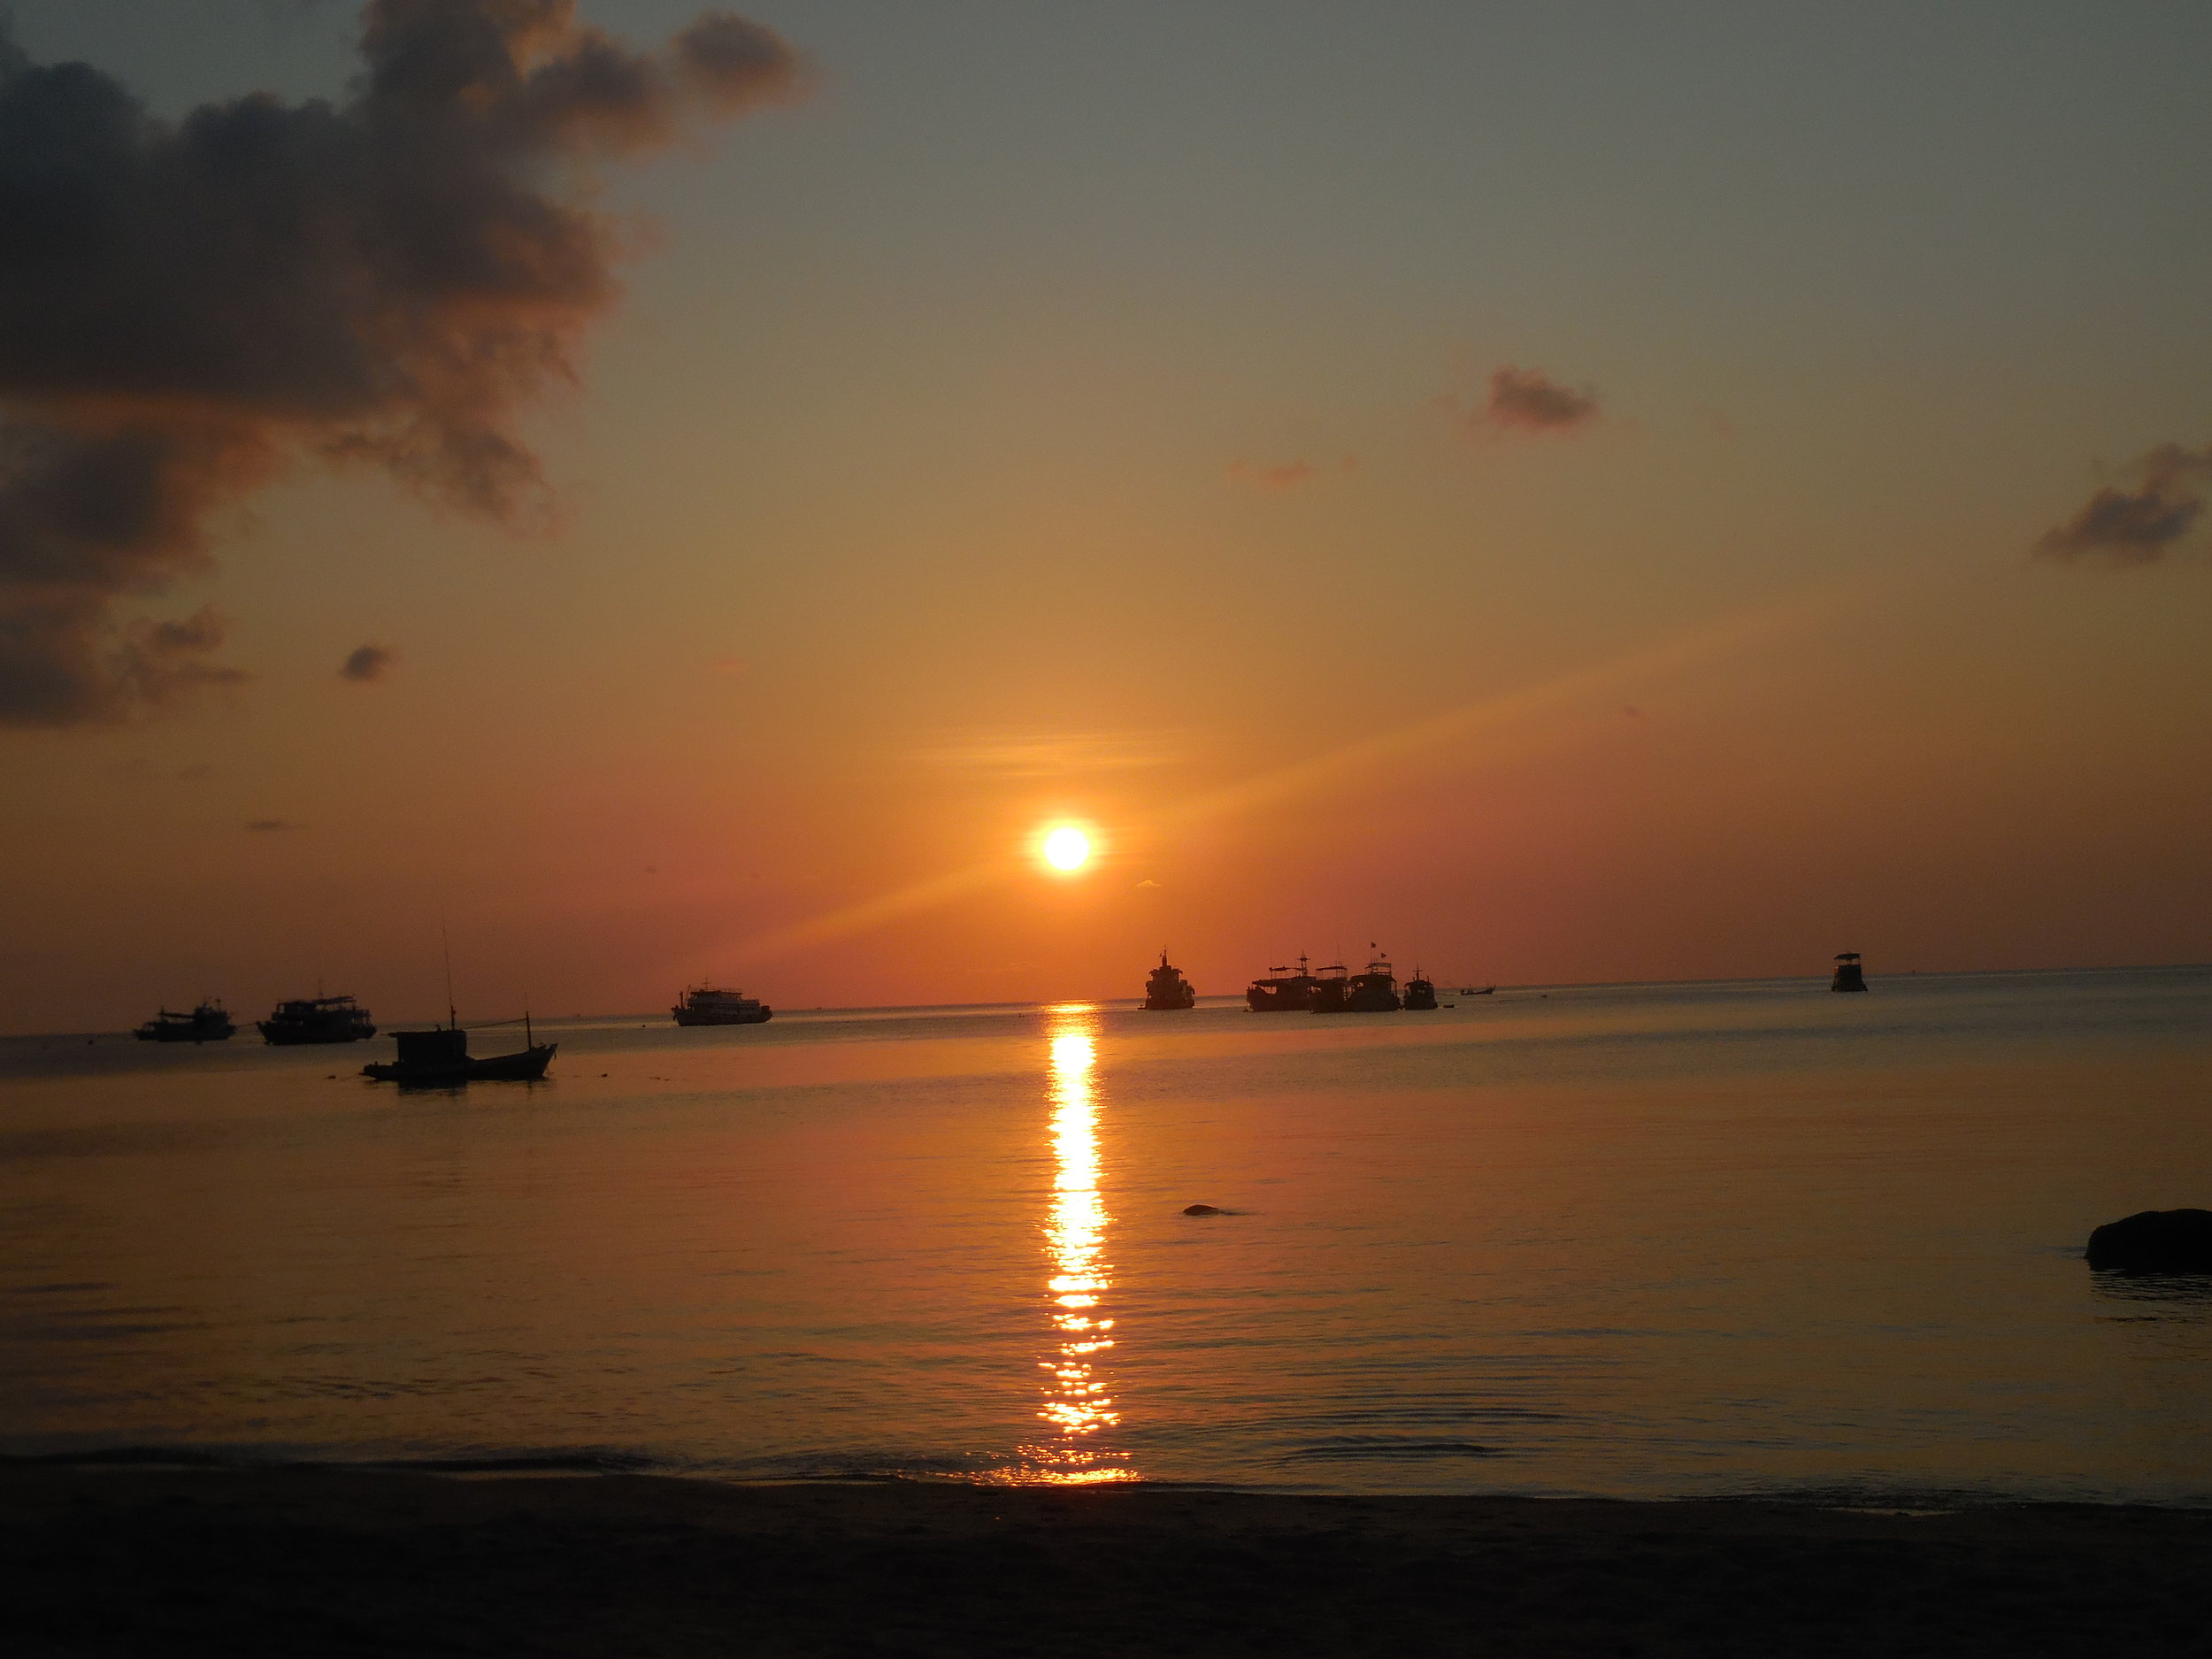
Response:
[1141, 951, 1196, 1010]
[363, 1019, 556, 1086]
[134, 1001, 236, 1042]
[672, 986, 772, 1025]
[258, 995, 376, 1045]
[1247, 953, 1320, 1012]
[1831, 952, 1868, 993]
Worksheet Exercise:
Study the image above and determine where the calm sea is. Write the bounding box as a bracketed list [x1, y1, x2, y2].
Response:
[4, 968, 2209, 1502]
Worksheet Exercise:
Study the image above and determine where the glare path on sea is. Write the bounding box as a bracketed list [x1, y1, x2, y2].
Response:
[1013, 1004, 1134, 1484]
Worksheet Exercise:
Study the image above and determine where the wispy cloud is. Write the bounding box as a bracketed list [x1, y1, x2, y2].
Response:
[2036, 443, 2212, 565]
[0, 2, 803, 726]
[1474, 365, 1601, 435]
[339, 643, 397, 683]
[914, 730, 1182, 779]
[243, 818, 300, 833]
[1225, 456, 1356, 491]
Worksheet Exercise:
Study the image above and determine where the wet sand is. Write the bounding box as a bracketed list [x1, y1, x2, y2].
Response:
[7, 1465, 2210, 1656]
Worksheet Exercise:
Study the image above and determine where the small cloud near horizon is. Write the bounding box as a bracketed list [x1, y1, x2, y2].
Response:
[339, 642, 396, 682]
[1474, 365, 1601, 436]
[2036, 442, 2212, 566]
[243, 818, 300, 832]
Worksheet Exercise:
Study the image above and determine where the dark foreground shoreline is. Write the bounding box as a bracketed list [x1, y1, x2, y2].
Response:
[8, 1465, 2209, 1657]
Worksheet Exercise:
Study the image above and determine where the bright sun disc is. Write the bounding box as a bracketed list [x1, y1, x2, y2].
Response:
[1043, 827, 1090, 871]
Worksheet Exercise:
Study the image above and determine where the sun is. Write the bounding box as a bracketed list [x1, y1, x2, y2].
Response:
[1042, 826, 1091, 872]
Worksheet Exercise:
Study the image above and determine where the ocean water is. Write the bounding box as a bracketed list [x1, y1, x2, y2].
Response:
[4, 967, 2209, 1502]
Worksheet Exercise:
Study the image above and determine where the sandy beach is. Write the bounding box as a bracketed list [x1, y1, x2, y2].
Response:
[7, 1463, 2208, 1657]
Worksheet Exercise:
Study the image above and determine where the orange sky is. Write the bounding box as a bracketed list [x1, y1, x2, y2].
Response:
[3, 2, 2209, 1031]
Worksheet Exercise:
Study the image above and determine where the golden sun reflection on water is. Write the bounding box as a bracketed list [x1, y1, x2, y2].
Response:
[1016, 1003, 1136, 1485]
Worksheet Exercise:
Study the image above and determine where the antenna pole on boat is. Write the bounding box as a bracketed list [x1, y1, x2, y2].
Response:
[441, 914, 457, 1032]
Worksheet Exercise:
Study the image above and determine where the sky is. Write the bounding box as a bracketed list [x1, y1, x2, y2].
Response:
[1, 0, 2208, 1032]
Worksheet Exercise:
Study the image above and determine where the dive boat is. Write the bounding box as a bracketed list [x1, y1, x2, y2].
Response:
[1246, 953, 1321, 1012]
[1309, 961, 1352, 1012]
[258, 995, 375, 1045]
[363, 1018, 555, 1085]
[1318, 956, 1407, 1022]
[134, 1001, 235, 1043]
[1402, 971, 1438, 1011]
[1831, 952, 1867, 993]
[1141, 951, 1196, 1010]
[672, 986, 772, 1025]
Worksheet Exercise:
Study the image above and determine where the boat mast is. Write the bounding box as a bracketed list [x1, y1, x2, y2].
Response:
[441, 914, 457, 1031]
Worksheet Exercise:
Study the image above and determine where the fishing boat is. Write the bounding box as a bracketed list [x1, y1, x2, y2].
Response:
[1402, 971, 1438, 1011]
[1141, 951, 1196, 1010]
[1831, 952, 1867, 993]
[134, 1001, 235, 1043]
[672, 986, 772, 1025]
[257, 995, 375, 1045]
[1457, 986, 1495, 996]
[1246, 953, 1321, 1012]
[362, 1017, 555, 1085]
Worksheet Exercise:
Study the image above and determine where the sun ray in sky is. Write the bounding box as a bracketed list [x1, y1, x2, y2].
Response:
[725, 580, 1875, 965]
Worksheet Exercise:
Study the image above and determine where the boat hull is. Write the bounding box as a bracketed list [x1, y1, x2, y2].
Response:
[672, 1007, 772, 1025]
[260, 1024, 376, 1045]
[135, 1024, 234, 1043]
[364, 1043, 557, 1085]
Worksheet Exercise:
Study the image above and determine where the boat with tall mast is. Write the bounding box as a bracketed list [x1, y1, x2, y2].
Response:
[364, 1012, 555, 1085]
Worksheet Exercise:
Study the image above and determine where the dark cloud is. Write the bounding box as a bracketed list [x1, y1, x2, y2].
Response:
[340, 641, 397, 682]
[2036, 443, 2212, 565]
[0, 1, 802, 726]
[1479, 365, 1601, 434]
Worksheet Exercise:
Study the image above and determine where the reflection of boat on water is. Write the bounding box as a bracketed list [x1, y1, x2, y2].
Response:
[1831, 952, 1867, 993]
[1246, 953, 1320, 1011]
[134, 1001, 235, 1042]
[1141, 951, 1195, 1010]
[1402, 971, 1438, 1011]
[671, 986, 772, 1025]
[363, 1018, 555, 1085]
[258, 995, 375, 1045]
[1314, 952, 1401, 1013]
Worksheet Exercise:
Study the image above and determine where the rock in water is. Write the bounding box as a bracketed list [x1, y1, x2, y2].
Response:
[1182, 1203, 1227, 1217]
[2085, 1209, 2212, 1272]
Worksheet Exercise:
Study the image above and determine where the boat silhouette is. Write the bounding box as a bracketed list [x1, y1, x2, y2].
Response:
[363, 1015, 555, 1085]
[1247, 953, 1320, 1011]
[1141, 951, 1196, 1010]
[134, 1001, 235, 1043]
[258, 995, 375, 1045]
